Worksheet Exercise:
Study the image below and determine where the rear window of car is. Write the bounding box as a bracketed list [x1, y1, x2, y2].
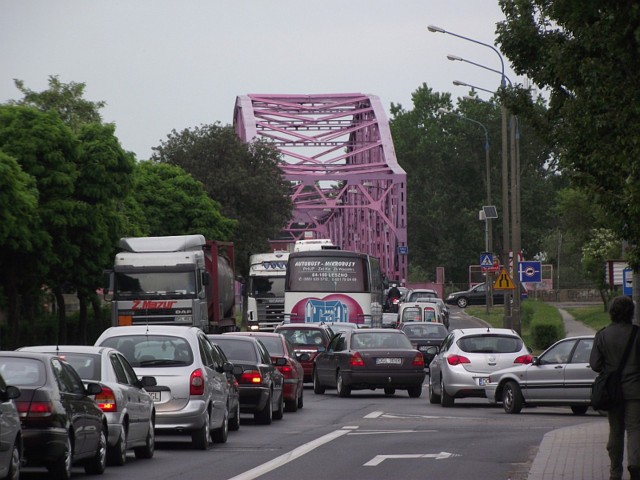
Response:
[0, 357, 45, 387]
[99, 335, 193, 367]
[254, 336, 284, 356]
[57, 353, 101, 380]
[276, 328, 327, 346]
[402, 324, 447, 338]
[214, 338, 259, 363]
[457, 335, 523, 354]
[401, 307, 421, 322]
[351, 332, 413, 349]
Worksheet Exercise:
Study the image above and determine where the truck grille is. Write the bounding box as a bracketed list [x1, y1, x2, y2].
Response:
[257, 301, 284, 331]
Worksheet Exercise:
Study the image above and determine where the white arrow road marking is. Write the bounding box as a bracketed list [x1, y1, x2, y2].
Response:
[364, 452, 460, 466]
[228, 427, 355, 480]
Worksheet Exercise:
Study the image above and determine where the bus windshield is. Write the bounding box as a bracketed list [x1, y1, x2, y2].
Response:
[286, 255, 369, 292]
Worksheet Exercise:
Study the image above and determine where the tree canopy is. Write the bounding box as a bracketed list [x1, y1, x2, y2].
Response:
[496, 0, 640, 270]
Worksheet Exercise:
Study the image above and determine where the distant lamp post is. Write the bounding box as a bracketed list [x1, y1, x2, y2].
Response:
[438, 108, 496, 312]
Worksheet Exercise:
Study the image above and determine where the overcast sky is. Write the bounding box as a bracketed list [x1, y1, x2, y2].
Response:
[1, 1, 520, 160]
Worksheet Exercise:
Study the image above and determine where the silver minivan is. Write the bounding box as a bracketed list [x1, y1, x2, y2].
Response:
[95, 326, 232, 450]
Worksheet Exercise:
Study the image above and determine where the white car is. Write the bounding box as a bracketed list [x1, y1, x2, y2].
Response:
[428, 328, 532, 407]
[484, 335, 596, 414]
[19, 345, 157, 465]
[95, 326, 235, 450]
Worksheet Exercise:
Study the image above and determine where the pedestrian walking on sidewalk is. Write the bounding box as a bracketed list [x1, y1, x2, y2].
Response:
[590, 296, 640, 480]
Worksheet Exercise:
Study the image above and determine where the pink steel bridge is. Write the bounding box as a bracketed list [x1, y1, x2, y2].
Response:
[234, 93, 407, 283]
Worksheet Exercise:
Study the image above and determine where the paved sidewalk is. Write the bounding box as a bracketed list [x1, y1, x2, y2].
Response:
[528, 305, 618, 479]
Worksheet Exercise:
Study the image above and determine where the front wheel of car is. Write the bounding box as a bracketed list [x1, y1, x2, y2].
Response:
[313, 368, 325, 394]
[456, 297, 468, 308]
[503, 381, 524, 414]
[84, 426, 107, 474]
[107, 424, 127, 466]
[229, 401, 240, 431]
[336, 372, 351, 398]
[428, 375, 440, 404]
[273, 391, 284, 420]
[48, 434, 73, 480]
[440, 379, 454, 407]
[571, 405, 589, 415]
[255, 392, 273, 425]
[5, 440, 20, 480]
[192, 410, 211, 450]
[211, 409, 229, 443]
[134, 417, 155, 459]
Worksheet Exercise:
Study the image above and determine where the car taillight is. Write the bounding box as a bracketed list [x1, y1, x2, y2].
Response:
[350, 352, 365, 367]
[16, 401, 53, 418]
[240, 370, 262, 384]
[412, 354, 424, 367]
[514, 354, 533, 364]
[278, 362, 294, 378]
[447, 355, 471, 366]
[95, 386, 118, 413]
[190, 368, 205, 395]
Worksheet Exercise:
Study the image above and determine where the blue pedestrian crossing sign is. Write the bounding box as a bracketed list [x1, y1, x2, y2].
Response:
[519, 261, 542, 283]
[480, 253, 493, 268]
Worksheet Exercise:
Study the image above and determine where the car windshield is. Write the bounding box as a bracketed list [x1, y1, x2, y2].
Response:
[253, 336, 284, 356]
[0, 357, 46, 387]
[457, 335, 522, 354]
[351, 332, 412, 349]
[99, 335, 193, 367]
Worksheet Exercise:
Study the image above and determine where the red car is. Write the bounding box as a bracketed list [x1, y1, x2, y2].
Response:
[274, 324, 335, 383]
[226, 332, 306, 412]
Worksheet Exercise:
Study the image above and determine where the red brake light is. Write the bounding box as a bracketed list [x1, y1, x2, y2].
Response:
[278, 362, 294, 378]
[447, 354, 471, 366]
[240, 370, 262, 384]
[350, 352, 365, 367]
[95, 386, 118, 412]
[514, 354, 533, 364]
[16, 401, 53, 418]
[190, 368, 205, 395]
[412, 354, 425, 367]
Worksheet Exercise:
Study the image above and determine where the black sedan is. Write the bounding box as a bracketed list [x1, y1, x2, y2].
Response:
[208, 335, 284, 425]
[445, 282, 528, 308]
[398, 322, 448, 368]
[313, 329, 426, 398]
[0, 351, 108, 479]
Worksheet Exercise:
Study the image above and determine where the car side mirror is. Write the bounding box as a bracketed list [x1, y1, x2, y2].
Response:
[140, 376, 157, 388]
[316, 346, 326, 353]
[85, 382, 103, 395]
[0, 385, 20, 401]
[232, 365, 243, 376]
[222, 361, 234, 373]
[297, 353, 310, 362]
[274, 357, 287, 366]
[532, 356, 540, 366]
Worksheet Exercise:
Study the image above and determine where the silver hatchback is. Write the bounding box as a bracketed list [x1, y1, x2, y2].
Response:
[95, 326, 232, 450]
[428, 328, 532, 407]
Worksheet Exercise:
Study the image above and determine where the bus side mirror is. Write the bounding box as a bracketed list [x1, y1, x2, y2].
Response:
[202, 271, 210, 286]
[102, 270, 113, 302]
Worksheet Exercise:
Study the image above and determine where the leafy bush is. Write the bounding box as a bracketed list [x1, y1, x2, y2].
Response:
[529, 301, 564, 350]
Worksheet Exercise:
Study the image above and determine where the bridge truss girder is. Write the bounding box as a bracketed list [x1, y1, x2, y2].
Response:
[234, 93, 407, 283]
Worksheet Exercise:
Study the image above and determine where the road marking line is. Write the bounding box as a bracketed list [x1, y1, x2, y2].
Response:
[228, 427, 355, 480]
[364, 452, 460, 466]
[364, 411, 384, 418]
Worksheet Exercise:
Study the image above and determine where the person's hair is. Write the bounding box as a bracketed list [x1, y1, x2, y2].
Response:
[609, 295, 635, 324]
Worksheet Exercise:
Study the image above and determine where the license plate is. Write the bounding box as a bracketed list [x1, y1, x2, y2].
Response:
[376, 357, 402, 365]
[149, 391, 162, 402]
[477, 377, 489, 386]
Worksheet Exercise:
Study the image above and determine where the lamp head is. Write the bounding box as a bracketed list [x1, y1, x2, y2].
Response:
[427, 25, 445, 33]
[447, 54, 463, 61]
[452, 80, 468, 87]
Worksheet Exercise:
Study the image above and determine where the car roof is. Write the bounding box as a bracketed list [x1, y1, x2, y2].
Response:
[226, 332, 284, 338]
[98, 325, 202, 337]
[452, 327, 521, 337]
[275, 324, 332, 330]
[19, 345, 115, 355]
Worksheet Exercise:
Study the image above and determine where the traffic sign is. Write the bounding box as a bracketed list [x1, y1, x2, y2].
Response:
[623, 268, 633, 296]
[494, 268, 515, 290]
[480, 253, 493, 268]
[398, 246, 408, 255]
[519, 261, 542, 283]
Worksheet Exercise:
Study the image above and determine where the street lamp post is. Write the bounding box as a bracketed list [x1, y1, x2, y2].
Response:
[438, 108, 493, 313]
[430, 24, 521, 332]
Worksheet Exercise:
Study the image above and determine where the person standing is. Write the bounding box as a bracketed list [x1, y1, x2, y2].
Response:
[590, 295, 640, 480]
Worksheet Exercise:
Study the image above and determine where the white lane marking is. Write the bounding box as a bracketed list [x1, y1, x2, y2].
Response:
[348, 429, 436, 435]
[364, 411, 384, 418]
[228, 427, 355, 480]
[364, 452, 460, 466]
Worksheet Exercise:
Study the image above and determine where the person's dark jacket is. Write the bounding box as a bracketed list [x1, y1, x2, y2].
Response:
[590, 322, 640, 400]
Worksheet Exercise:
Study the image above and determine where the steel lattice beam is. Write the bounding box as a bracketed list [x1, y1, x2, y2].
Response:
[234, 93, 408, 283]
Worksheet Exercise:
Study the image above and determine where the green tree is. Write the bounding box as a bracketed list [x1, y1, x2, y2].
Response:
[496, 1, 640, 271]
[131, 161, 236, 240]
[151, 123, 292, 277]
[582, 228, 621, 307]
